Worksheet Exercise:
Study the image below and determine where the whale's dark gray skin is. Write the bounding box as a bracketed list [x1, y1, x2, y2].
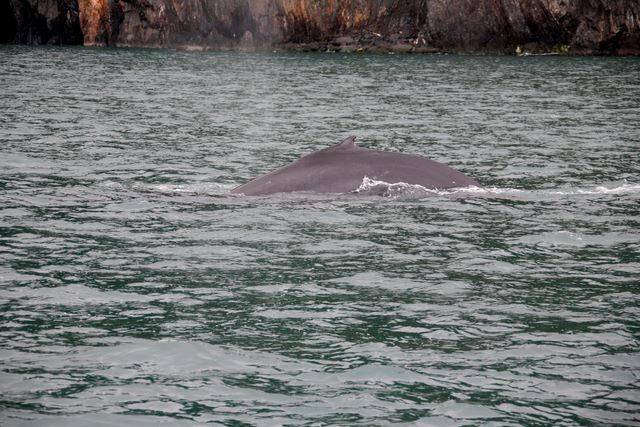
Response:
[230, 136, 478, 196]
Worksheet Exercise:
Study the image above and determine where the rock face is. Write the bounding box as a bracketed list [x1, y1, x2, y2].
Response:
[74, 0, 284, 50]
[2, 0, 83, 44]
[3, 0, 639, 55]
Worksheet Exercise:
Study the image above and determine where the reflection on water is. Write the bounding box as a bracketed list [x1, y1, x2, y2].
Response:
[1, 45, 639, 425]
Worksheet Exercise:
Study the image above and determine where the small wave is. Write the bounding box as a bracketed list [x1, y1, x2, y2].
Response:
[545, 183, 640, 196]
[353, 177, 529, 198]
[352, 178, 640, 199]
[150, 184, 191, 193]
[352, 176, 528, 198]
[140, 183, 234, 195]
[445, 184, 640, 197]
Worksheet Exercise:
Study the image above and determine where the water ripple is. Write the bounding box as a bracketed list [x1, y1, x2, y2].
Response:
[1, 45, 639, 426]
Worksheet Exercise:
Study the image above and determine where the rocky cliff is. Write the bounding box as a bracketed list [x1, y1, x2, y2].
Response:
[3, 0, 639, 55]
[2, 0, 83, 44]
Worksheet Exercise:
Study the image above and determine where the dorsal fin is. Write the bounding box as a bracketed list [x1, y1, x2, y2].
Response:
[333, 135, 358, 150]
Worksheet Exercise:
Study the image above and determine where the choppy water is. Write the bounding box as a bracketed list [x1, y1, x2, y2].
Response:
[1, 45, 639, 426]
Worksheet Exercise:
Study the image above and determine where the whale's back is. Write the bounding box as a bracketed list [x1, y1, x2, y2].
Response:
[230, 137, 478, 196]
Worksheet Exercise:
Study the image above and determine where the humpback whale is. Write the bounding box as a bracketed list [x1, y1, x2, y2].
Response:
[230, 136, 478, 196]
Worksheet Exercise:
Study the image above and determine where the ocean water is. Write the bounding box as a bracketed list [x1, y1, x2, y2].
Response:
[1, 45, 639, 426]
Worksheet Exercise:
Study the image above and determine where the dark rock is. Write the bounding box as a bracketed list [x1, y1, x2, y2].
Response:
[302, 41, 322, 51]
[5, 0, 83, 44]
[391, 43, 413, 53]
[0, 0, 18, 42]
[413, 45, 441, 53]
[332, 36, 355, 46]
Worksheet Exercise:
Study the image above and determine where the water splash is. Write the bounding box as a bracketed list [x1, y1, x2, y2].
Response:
[352, 176, 509, 198]
[352, 177, 640, 199]
[352, 176, 441, 197]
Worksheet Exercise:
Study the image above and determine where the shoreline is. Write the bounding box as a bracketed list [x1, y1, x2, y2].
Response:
[4, 42, 636, 57]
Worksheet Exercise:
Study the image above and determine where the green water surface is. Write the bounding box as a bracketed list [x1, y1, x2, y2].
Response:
[1, 45, 639, 426]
